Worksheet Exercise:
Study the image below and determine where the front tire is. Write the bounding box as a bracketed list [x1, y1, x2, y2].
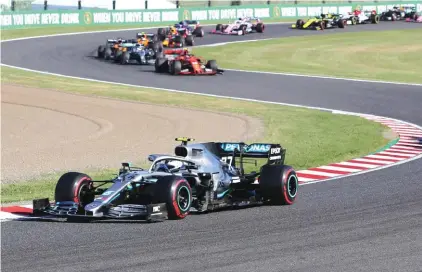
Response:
[153, 176, 192, 220]
[104, 47, 112, 60]
[194, 27, 204, 37]
[54, 172, 95, 209]
[206, 60, 218, 72]
[120, 51, 130, 65]
[170, 60, 182, 75]
[259, 165, 298, 205]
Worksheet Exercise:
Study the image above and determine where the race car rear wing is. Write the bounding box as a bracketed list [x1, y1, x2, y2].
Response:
[214, 142, 286, 165]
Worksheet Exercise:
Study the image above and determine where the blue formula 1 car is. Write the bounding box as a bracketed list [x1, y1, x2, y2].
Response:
[32, 138, 298, 222]
[174, 20, 205, 37]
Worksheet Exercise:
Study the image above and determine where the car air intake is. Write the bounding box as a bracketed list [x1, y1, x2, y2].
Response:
[175, 146, 188, 157]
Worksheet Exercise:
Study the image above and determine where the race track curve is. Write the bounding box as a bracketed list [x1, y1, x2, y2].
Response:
[1, 22, 422, 272]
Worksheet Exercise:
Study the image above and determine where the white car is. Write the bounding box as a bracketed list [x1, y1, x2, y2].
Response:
[340, 10, 380, 24]
[210, 17, 265, 35]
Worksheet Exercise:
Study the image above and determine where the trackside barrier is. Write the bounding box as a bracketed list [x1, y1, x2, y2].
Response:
[1, 1, 421, 29]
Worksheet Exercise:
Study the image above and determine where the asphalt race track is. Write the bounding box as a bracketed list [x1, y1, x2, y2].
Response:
[2, 22, 422, 272]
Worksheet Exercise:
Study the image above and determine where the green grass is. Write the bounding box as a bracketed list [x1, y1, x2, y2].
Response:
[0, 18, 294, 40]
[193, 29, 422, 84]
[1, 65, 393, 203]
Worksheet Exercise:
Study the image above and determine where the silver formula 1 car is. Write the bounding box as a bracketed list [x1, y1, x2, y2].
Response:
[32, 137, 298, 222]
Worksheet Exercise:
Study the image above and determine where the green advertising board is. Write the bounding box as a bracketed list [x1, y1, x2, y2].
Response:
[1, 1, 421, 29]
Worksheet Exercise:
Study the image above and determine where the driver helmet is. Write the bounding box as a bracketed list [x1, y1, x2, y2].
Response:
[180, 47, 190, 55]
[155, 163, 168, 172]
[167, 160, 183, 170]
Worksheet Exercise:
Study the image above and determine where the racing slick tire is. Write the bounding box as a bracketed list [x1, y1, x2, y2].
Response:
[54, 172, 95, 209]
[296, 19, 305, 29]
[157, 28, 167, 40]
[153, 176, 192, 220]
[173, 35, 183, 47]
[97, 45, 105, 58]
[371, 14, 380, 24]
[155, 57, 168, 73]
[185, 35, 194, 46]
[216, 24, 222, 31]
[104, 47, 113, 60]
[120, 52, 130, 65]
[258, 165, 298, 205]
[256, 22, 265, 33]
[206, 60, 218, 72]
[114, 50, 123, 63]
[170, 60, 182, 75]
[152, 42, 163, 54]
[240, 24, 247, 35]
[194, 27, 204, 37]
[338, 19, 346, 28]
[351, 17, 357, 25]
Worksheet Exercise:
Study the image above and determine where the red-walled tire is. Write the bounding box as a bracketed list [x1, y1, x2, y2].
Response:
[153, 176, 192, 220]
[258, 165, 298, 205]
[54, 172, 95, 209]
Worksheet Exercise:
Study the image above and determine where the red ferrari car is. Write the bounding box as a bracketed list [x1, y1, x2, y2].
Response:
[155, 48, 222, 75]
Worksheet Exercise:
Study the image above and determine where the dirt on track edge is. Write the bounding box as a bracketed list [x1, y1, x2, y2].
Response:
[1, 84, 264, 183]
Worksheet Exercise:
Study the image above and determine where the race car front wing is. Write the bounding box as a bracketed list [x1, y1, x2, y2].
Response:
[210, 29, 244, 35]
[32, 198, 168, 221]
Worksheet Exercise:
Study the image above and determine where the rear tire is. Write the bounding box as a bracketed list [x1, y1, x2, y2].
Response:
[54, 172, 95, 209]
[338, 19, 345, 28]
[259, 165, 298, 205]
[153, 176, 192, 220]
[256, 22, 264, 33]
[155, 57, 168, 73]
[97, 45, 105, 58]
[216, 24, 222, 31]
[371, 14, 380, 24]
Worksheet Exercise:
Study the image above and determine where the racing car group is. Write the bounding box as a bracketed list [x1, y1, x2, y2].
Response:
[95, 6, 420, 76]
[31, 5, 420, 223]
[292, 5, 421, 30]
[95, 17, 264, 75]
